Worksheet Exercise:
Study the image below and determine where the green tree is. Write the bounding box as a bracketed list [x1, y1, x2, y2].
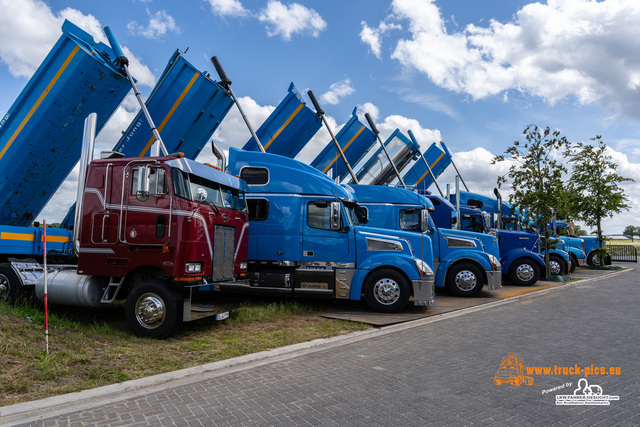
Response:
[493, 125, 570, 275]
[622, 225, 639, 242]
[574, 224, 588, 236]
[565, 136, 633, 252]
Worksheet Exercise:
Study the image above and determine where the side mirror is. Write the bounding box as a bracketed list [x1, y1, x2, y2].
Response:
[330, 201, 341, 230]
[194, 187, 208, 203]
[136, 166, 150, 202]
[421, 209, 430, 232]
[355, 206, 368, 225]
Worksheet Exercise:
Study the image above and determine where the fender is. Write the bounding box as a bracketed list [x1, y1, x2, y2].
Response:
[435, 250, 493, 288]
[501, 249, 545, 273]
[547, 249, 570, 261]
[566, 246, 586, 260]
[349, 252, 422, 300]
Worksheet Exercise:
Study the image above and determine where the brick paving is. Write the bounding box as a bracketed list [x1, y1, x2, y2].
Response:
[2, 267, 638, 426]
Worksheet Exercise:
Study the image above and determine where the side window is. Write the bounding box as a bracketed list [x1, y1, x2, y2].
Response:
[307, 202, 332, 230]
[247, 198, 268, 220]
[131, 167, 168, 195]
[468, 199, 483, 209]
[240, 167, 269, 185]
[399, 209, 421, 232]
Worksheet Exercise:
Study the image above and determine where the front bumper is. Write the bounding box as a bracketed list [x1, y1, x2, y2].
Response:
[412, 275, 436, 306]
[486, 269, 502, 290]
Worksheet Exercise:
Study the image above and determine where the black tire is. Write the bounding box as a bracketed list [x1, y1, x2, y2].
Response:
[0, 264, 26, 303]
[125, 281, 183, 339]
[447, 263, 485, 297]
[548, 254, 567, 275]
[509, 259, 540, 286]
[569, 254, 578, 273]
[587, 250, 609, 267]
[364, 269, 410, 313]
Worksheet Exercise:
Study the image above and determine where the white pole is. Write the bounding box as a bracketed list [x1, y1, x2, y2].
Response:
[43, 219, 49, 355]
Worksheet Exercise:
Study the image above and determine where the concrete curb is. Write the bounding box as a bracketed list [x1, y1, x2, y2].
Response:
[0, 267, 632, 424]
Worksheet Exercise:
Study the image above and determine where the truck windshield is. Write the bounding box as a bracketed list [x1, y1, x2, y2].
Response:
[172, 168, 248, 213]
[342, 201, 361, 226]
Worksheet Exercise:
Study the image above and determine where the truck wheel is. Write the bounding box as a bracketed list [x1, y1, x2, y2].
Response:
[548, 255, 566, 275]
[125, 281, 183, 339]
[587, 251, 601, 266]
[447, 263, 484, 297]
[364, 269, 410, 313]
[0, 264, 26, 303]
[509, 260, 539, 286]
[569, 254, 578, 273]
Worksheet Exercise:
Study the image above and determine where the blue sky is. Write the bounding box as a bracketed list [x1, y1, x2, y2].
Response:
[0, 0, 638, 234]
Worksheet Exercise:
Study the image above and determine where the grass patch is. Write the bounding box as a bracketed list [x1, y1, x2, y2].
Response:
[0, 295, 368, 406]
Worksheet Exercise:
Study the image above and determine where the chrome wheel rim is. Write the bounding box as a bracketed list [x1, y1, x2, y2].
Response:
[516, 264, 534, 282]
[549, 260, 561, 275]
[135, 293, 166, 329]
[372, 278, 401, 305]
[454, 270, 477, 291]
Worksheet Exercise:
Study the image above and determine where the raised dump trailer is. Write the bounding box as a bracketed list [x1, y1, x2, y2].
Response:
[0, 20, 131, 226]
[310, 108, 376, 182]
[351, 128, 420, 185]
[401, 141, 452, 192]
[241, 83, 321, 157]
[113, 50, 234, 159]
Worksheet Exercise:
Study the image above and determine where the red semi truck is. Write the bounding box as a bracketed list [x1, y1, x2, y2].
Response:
[8, 115, 249, 338]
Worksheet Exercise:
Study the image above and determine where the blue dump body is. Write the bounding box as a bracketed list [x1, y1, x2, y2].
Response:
[402, 142, 452, 191]
[310, 108, 375, 182]
[0, 20, 130, 226]
[352, 129, 420, 185]
[113, 51, 233, 159]
[241, 83, 321, 157]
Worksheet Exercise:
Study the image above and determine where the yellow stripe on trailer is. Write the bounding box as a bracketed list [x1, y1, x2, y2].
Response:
[322, 125, 365, 174]
[0, 45, 81, 160]
[1, 232, 34, 242]
[414, 152, 445, 185]
[139, 71, 201, 157]
[263, 104, 304, 151]
[0, 232, 70, 243]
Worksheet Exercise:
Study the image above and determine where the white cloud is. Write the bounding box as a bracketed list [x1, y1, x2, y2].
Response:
[357, 0, 640, 119]
[0, 0, 155, 87]
[203, 0, 248, 17]
[127, 10, 180, 39]
[360, 21, 401, 59]
[320, 79, 355, 105]
[357, 102, 380, 122]
[258, 1, 327, 41]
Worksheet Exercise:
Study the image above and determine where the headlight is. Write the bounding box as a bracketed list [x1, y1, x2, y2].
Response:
[487, 254, 501, 270]
[414, 258, 434, 277]
[240, 261, 248, 271]
[185, 262, 202, 273]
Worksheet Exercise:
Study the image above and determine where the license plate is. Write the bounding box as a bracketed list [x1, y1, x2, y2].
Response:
[216, 311, 230, 321]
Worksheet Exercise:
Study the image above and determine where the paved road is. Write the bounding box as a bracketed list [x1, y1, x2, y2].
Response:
[2, 267, 638, 426]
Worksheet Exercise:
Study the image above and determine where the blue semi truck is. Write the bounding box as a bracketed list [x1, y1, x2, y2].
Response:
[222, 148, 436, 312]
[451, 190, 586, 273]
[424, 193, 570, 283]
[349, 185, 502, 297]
